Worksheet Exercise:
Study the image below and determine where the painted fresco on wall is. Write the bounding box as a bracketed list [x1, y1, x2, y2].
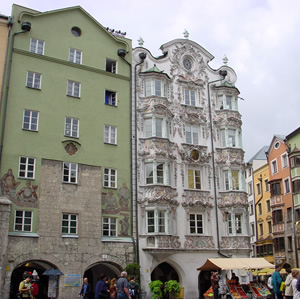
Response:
[1, 169, 38, 207]
[102, 182, 130, 236]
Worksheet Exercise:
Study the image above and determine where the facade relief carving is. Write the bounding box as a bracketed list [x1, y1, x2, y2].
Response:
[138, 139, 176, 160]
[184, 236, 215, 249]
[219, 236, 250, 249]
[218, 192, 248, 208]
[178, 144, 209, 164]
[182, 190, 213, 209]
[215, 148, 244, 165]
[157, 235, 181, 249]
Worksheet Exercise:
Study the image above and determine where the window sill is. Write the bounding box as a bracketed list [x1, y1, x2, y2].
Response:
[62, 234, 79, 238]
[26, 86, 41, 91]
[104, 103, 118, 107]
[104, 142, 117, 146]
[66, 95, 81, 99]
[62, 181, 78, 185]
[9, 232, 39, 238]
[101, 237, 133, 243]
[22, 128, 38, 132]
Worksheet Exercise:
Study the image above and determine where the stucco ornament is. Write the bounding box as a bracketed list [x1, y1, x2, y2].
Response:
[17, 180, 38, 202]
[1, 168, 20, 195]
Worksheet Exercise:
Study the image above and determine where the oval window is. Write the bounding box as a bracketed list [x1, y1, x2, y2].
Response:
[71, 27, 82, 37]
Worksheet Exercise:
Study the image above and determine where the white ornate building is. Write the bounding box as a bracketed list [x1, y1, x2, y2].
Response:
[132, 36, 250, 298]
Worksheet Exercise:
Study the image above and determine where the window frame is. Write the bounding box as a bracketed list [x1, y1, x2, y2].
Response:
[146, 208, 168, 234]
[184, 89, 196, 106]
[185, 124, 199, 145]
[69, 48, 82, 64]
[227, 213, 243, 235]
[145, 161, 169, 185]
[145, 79, 166, 97]
[64, 117, 79, 138]
[29, 38, 45, 55]
[102, 217, 117, 236]
[62, 213, 78, 235]
[271, 159, 278, 174]
[189, 213, 204, 234]
[105, 90, 117, 106]
[103, 168, 117, 188]
[62, 162, 78, 184]
[106, 58, 117, 73]
[187, 168, 201, 190]
[67, 80, 81, 98]
[218, 94, 238, 111]
[284, 177, 291, 194]
[104, 125, 117, 145]
[144, 117, 168, 138]
[23, 110, 39, 131]
[14, 210, 33, 232]
[19, 156, 35, 179]
[281, 153, 288, 169]
[26, 71, 42, 89]
[224, 169, 244, 191]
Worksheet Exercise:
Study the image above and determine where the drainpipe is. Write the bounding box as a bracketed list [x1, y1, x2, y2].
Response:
[117, 49, 146, 265]
[0, 21, 31, 171]
[207, 70, 229, 258]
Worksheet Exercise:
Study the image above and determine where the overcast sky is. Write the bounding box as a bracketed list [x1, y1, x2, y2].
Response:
[1, 0, 299, 161]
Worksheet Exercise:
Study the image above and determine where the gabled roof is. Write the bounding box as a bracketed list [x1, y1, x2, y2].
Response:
[286, 127, 300, 140]
[266, 134, 286, 156]
[248, 146, 268, 163]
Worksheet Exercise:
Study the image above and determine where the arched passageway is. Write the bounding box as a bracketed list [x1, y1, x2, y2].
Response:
[151, 262, 179, 283]
[198, 270, 211, 299]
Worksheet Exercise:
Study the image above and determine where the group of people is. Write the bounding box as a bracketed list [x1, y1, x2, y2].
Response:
[79, 271, 139, 299]
[269, 265, 300, 299]
[18, 273, 39, 299]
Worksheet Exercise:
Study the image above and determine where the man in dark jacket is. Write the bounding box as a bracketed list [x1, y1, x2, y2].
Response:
[79, 278, 92, 299]
[95, 273, 109, 299]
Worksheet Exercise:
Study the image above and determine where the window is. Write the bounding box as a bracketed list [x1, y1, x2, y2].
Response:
[290, 155, 300, 168]
[190, 213, 203, 234]
[188, 169, 201, 190]
[186, 125, 199, 144]
[145, 162, 169, 185]
[69, 48, 82, 64]
[270, 182, 281, 196]
[258, 203, 262, 215]
[220, 128, 241, 148]
[19, 156, 35, 179]
[145, 79, 165, 97]
[67, 80, 81, 97]
[63, 162, 78, 184]
[292, 180, 300, 194]
[296, 209, 300, 222]
[266, 199, 271, 212]
[257, 182, 262, 195]
[14, 210, 32, 232]
[26, 71, 41, 89]
[274, 237, 285, 251]
[248, 182, 253, 195]
[62, 213, 78, 235]
[105, 90, 117, 106]
[284, 178, 290, 194]
[271, 159, 278, 174]
[288, 236, 293, 251]
[282, 153, 288, 168]
[227, 213, 243, 234]
[268, 221, 272, 233]
[218, 94, 238, 110]
[184, 89, 196, 106]
[65, 117, 79, 138]
[104, 168, 117, 188]
[251, 223, 255, 236]
[265, 179, 269, 192]
[104, 125, 117, 145]
[272, 209, 283, 224]
[29, 38, 44, 55]
[259, 223, 263, 236]
[249, 203, 254, 215]
[23, 110, 39, 131]
[146, 209, 168, 233]
[287, 207, 292, 222]
[224, 169, 243, 191]
[145, 117, 168, 138]
[106, 58, 117, 73]
[102, 217, 117, 236]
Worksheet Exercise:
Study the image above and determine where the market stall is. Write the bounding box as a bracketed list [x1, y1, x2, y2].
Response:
[197, 258, 275, 299]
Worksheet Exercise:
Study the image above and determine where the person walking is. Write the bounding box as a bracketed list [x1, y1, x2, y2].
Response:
[95, 273, 109, 299]
[109, 278, 117, 299]
[19, 274, 33, 299]
[79, 277, 92, 299]
[284, 268, 293, 299]
[272, 265, 283, 299]
[116, 271, 131, 299]
[210, 272, 220, 299]
[292, 270, 300, 299]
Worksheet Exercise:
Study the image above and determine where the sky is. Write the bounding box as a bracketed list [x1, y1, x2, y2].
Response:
[1, 0, 299, 161]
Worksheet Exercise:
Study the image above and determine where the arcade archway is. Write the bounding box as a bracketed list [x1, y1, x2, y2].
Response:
[151, 262, 179, 283]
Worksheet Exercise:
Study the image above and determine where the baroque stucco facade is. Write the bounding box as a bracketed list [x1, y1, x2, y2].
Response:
[132, 38, 251, 298]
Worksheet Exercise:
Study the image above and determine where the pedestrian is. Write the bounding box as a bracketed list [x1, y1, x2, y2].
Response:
[95, 273, 110, 299]
[128, 275, 139, 299]
[79, 277, 92, 299]
[116, 271, 131, 299]
[19, 274, 33, 299]
[284, 268, 293, 299]
[291, 269, 300, 299]
[272, 265, 283, 299]
[110, 278, 117, 299]
[31, 280, 39, 299]
[210, 271, 220, 299]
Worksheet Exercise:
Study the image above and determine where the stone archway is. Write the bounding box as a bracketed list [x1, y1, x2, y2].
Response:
[151, 262, 179, 283]
[10, 260, 59, 299]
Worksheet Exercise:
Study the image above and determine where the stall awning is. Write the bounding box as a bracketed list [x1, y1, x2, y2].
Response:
[197, 258, 275, 271]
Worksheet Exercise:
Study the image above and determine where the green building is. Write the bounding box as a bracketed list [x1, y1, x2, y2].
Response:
[0, 4, 134, 298]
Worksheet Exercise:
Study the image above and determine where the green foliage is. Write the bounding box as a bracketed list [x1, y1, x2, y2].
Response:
[164, 280, 181, 298]
[125, 263, 141, 282]
[149, 280, 163, 299]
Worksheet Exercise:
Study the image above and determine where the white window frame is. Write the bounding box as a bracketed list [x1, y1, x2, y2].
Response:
[62, 213, 78, 235]
[102, 217, 117, 236]
[224, 169, 244, 191]
[23, 110, 39, 131]
[29, 38, 45, 55]
[14, 210, 32, 232]
[145, 161, 169, 185]
[186, 125, 199, 144]
[184, 89, 196, 106]
[19, 156, 35, 179]
[63, 162, 78, 184]
[145, 117, 168, 138]
[67, 80, 81, 97]
[26, 71, 42, 89]
[65, 117, 79, 138]
[227, 213, 243, 235]
[271, 159, 278, 174]
[105, 90, 117, 106]
[104, 125, 117, 145]
[284, 177, 291, 194]
[106, 58, 117, 73]
[69, 48, 82, 64]
[146, 208, 168, 233]
[221, 128, 242, 148]
[281, 153, 288, 169]
[189, 213, 204, 234]
[104, 168, 117, 188]
[145, 79, 166, 97]
[218, 94, 238, 111]
[187, 168, 201, 190]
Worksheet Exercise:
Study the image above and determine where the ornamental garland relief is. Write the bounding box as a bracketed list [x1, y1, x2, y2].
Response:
[217, 192, 248, 208]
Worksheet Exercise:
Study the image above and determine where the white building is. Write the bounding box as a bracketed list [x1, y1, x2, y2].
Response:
[132, 35, 250, 298]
